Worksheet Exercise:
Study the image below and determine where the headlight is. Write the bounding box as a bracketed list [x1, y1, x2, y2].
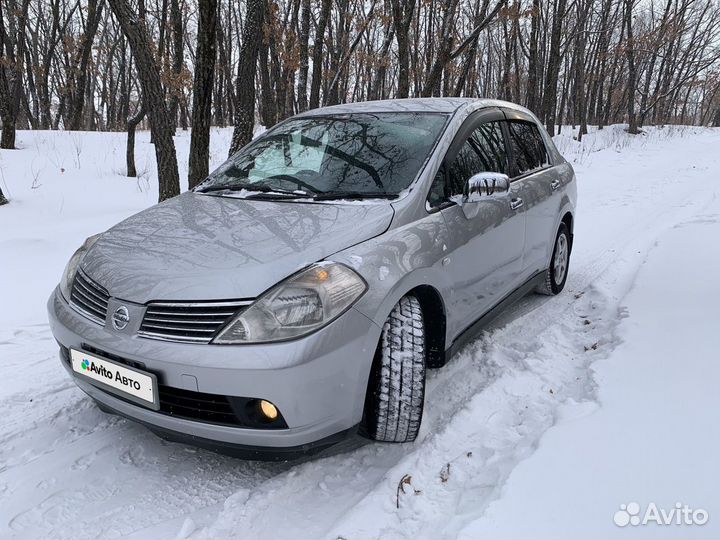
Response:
[59, 234, 101, 301]
[213, 262, 367, 344]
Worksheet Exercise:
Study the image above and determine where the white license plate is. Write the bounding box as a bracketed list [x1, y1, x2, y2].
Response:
[71, 349, 159, 410]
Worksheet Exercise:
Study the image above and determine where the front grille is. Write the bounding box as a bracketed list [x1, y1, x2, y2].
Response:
[70, 270, 110, 325]
[138, 300, 251, 343]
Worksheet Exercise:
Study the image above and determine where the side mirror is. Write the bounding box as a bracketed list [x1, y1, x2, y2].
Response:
[464, 172, 511, 203]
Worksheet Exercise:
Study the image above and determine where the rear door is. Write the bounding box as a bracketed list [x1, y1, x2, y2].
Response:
[502, 111, 558, 278]
[428, 108, 527, 340]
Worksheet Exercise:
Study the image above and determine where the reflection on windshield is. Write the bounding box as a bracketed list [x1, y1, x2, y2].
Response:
[198, 113, 448, 198]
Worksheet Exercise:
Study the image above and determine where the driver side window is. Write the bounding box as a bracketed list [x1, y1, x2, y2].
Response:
[429, 121, 508, 207]
[447, 140, 485, 201]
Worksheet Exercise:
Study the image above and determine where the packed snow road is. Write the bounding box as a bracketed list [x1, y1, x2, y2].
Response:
[0, 125, 718, 539]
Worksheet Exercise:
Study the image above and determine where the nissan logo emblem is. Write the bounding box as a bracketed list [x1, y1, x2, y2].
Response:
[112, 306, 130, 330]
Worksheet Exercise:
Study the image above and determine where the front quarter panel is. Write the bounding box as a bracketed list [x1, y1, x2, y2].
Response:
[333, 211, 453, 336]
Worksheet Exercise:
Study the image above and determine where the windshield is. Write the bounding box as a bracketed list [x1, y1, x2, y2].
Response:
[197, 112, 449, 198]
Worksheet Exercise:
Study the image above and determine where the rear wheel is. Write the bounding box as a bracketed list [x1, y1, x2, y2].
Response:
[363, 295, 426, 443]
[536, 223, 570, 295]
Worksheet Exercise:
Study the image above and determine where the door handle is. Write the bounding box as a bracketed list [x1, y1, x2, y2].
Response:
[550, 179, 561, 191]
[510, 197, 524, 210]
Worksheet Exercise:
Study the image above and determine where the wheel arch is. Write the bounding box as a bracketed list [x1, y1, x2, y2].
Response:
[407, 284, 447, 368]
[561, 211, 574, 252]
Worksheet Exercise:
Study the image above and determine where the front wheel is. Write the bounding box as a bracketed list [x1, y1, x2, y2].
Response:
[536, 223, 570, 295]
[363, 295, 426, 443]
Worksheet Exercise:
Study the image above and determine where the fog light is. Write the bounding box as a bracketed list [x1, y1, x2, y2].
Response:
[259, 400, 278, 421]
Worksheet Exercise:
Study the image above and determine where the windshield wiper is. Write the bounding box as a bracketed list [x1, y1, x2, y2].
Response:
[196, 184, 397, 201]
[195, 183, 309, 197]
[243, 191, 309, 200]
[195, 184, 245, 193]
[311, 191, 398, 201]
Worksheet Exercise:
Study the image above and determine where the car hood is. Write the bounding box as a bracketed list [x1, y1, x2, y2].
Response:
[81, 192, 393, 303]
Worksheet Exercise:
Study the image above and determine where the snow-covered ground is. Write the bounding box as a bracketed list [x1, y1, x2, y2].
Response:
[1, 124, 718, 539]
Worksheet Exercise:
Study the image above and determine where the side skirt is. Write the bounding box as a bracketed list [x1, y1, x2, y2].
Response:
[445, 271, 547, 362]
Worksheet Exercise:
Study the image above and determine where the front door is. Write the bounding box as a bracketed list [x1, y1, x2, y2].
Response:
[428, 110, 527, 341]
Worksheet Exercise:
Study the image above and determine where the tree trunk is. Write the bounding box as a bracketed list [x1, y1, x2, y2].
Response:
[167, 0, 184, 132]
[624, 0, 639, 134]
[258, 40, 276, 126]
[501, 13, 512, 100]
[541, 0, 568, 135]
[108, 0, 180, 201]
[422, 0, 460, 97]
[126, 102, 145, 177]
[574, 0, 590, 140]
[526, 0, 540, 111]
[390, 0, 416, 98]
[370, 20, 395, 100]
[309, 0, 332, 109]
[67, 0, 103, 131]
[228, 0, 265, 156]
[0, 0, 30, 149]
[0, 123, 16, 149]
[188, 0, 217, 189]
[296, 0, 311, 112]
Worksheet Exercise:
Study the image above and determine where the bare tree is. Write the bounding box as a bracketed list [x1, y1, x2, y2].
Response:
[188, 0, 217, 188]
[107, 0, 180, 201]
[166, 0, 184, 131]
[624, 0, 639, 133]
[390, 0, 416, 98]
[541, 0, 569, 135]
[126, 99, 145, 177]
[296, 0, 310, 112]
[228, 0, 265, 155]
[0, 0, 30, 149]
[66, 0, 104, 130]
[308, 0, 332, 109]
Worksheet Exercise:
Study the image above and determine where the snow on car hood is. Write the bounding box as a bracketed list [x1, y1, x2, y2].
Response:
[80, 191, 394, 303]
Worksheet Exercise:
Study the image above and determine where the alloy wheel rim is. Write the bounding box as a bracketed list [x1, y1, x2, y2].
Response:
[553, 233, 568, 285]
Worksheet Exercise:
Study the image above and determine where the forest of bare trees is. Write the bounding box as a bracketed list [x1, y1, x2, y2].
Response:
[1, 0, 719, 205]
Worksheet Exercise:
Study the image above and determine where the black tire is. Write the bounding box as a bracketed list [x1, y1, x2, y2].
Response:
[363, 295, 426, 443]
[536, 223, 571, 295]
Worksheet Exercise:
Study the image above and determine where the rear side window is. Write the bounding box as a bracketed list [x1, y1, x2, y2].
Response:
[430, 121, 508, 206]
[507, 121, 549, 176]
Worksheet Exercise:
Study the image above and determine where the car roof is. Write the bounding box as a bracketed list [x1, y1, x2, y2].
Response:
[295, 97, 534, 117]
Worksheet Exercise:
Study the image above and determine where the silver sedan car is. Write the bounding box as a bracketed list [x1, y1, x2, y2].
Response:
[48, 98, 576, 459]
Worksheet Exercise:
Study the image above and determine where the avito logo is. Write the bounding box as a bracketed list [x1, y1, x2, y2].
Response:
[80, 357, 143, 391]
[614, 502, 709, 527]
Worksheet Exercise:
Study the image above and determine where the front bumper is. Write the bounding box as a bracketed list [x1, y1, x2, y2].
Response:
[48, 287, 381, 453]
